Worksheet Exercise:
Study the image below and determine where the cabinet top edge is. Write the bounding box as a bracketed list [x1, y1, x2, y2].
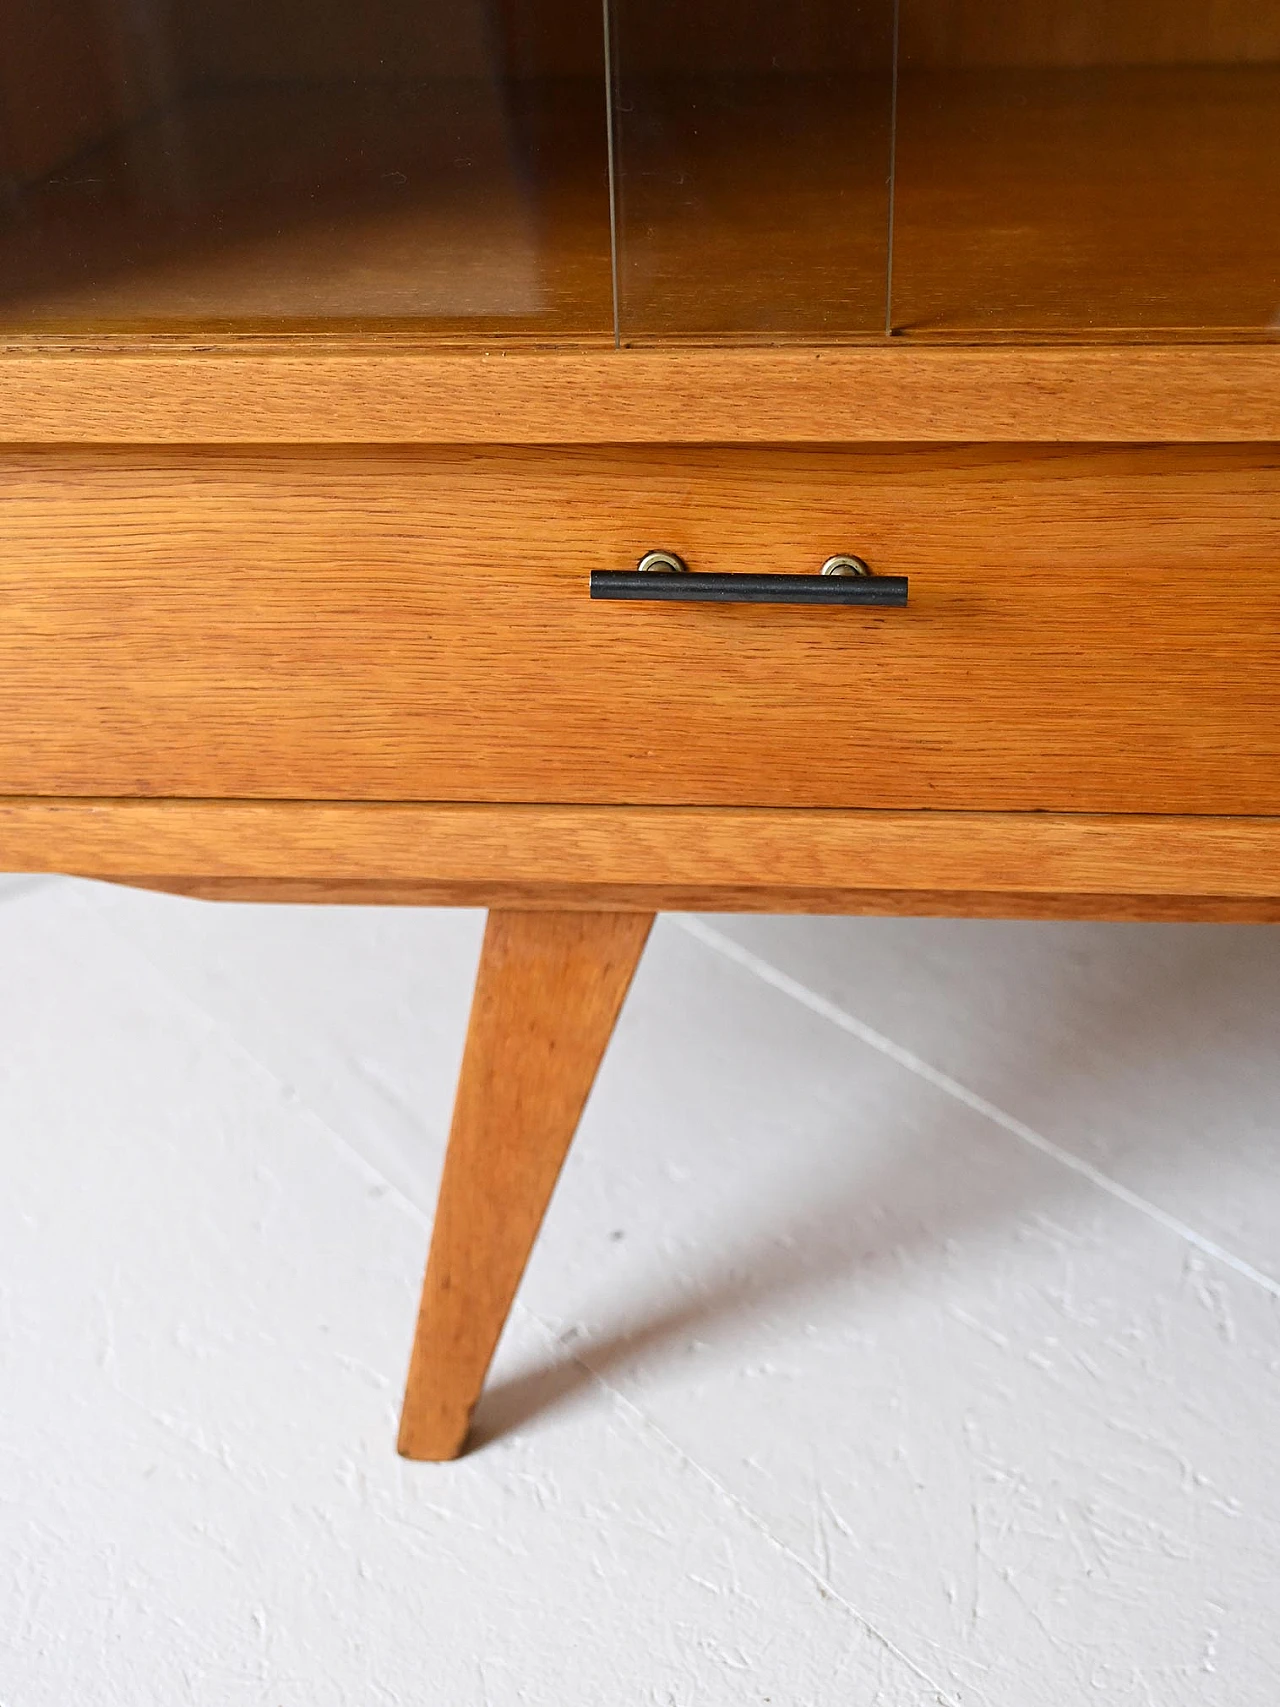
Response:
[0, 343, 1276, 443]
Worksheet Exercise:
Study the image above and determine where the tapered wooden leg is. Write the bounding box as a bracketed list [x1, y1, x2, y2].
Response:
[397, 908, 654, 1461]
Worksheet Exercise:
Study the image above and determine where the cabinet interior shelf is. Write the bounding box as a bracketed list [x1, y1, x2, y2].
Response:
[1, 65, 1276, 342]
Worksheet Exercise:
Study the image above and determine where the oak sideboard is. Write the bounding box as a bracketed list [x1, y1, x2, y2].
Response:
[1, 0, 1277, 1458]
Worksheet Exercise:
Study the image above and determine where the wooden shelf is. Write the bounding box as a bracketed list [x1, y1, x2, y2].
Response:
[1, 65, 1276, 341]
[892, 65, 1280, 338]
[614, 66, 1280, 341]
[613, 74, 892, 339]
[0, 79, 613, 337]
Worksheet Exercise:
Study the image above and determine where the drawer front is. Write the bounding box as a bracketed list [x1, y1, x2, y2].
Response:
[0, 444, 1277, 812]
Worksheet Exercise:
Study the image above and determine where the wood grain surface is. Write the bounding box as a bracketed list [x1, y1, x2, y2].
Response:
[397, 908, 653, 1460]
[3, 801, 1278, 908]
[1, 445, 1277, 813]
[0, 345, 1275, 444]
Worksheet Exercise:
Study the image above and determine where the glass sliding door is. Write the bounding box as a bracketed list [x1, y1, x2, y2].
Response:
[608, 0, 897, 341]
[0, 0, 614, 337]
[12, 0, 1272, 345]
[890, 0, 1280, 337]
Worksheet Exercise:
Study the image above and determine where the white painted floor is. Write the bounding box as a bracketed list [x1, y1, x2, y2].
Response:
[1, 877, 1278, 1706]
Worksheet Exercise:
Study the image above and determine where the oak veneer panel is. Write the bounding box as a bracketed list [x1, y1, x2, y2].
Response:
[3, 802, 1280, 904]
[1, 347, 1276, 444]
[4, 801, 1280, 916]
[1, 445, 1277, 812]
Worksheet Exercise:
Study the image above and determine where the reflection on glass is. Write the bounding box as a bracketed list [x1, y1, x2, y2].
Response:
[609, 0, 897, 340]
[892, 0, 1280, 336]
[0, 0, 613, 334]
[5, 0, 1273, 343]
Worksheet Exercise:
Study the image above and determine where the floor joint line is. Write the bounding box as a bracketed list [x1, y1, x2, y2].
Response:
[677, 914, 1280, 1303]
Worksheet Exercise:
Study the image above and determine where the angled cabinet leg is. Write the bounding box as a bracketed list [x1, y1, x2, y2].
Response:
[397, 908, 654, 1461]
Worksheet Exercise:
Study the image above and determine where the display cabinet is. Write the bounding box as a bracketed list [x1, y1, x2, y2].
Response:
[1, 0, 1277, 1460]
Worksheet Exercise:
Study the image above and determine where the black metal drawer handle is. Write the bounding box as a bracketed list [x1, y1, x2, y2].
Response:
[590, 551, 908, 607]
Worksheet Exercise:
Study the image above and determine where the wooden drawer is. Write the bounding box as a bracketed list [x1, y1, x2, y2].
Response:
[0, 444, 1277, 812]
